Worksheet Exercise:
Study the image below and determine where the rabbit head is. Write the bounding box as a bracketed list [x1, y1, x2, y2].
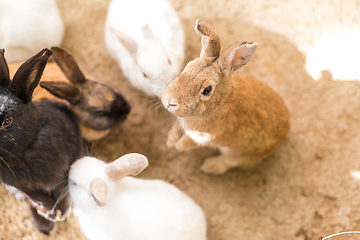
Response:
[40, 46, 131, 141]
[69, 153, 148, 208]
[0, 48, 52, 163]
[110, 25, 177, 92]
[162, 19, 257, 117]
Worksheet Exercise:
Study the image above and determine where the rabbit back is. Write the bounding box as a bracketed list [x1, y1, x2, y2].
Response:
[71, 177, 206, 240]
[105, 0, 185, 97]
[0, 0, 64, 63]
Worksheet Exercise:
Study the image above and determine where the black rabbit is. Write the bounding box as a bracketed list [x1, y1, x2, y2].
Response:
[0, 48, 87, 234]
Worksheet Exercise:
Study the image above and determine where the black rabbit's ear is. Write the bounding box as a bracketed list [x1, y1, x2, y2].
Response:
[0, 49, 11, 89]
[10, 49, 52, 103]
[40, 81, 82, 104]
[51, 46, 87, 85]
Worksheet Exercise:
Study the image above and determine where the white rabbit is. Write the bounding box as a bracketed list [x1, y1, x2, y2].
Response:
[104, 0, 185, 98]
[0, 0, 64, 63]
[68, 153, 207, 240]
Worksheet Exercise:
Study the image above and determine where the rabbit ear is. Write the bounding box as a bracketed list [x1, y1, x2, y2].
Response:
[141, 24, 155, 40]
[110, 27, 139, 58]
[106, 153, 148, 181]
[195, 19, 221, 58]
[90, 178, 107, 207]
[40, 81, 82, 104]
[217, 42, 257, 76]
[51, 46, 87, 84]
[10, 48, 52, 103]
[0, 49, 10, 89]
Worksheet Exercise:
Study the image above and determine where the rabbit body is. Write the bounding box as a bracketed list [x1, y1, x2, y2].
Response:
[69, 155, 207, 240]
[0, 0, 64, 63]
[105, 0, 185, 98]
[162, 20, 290, 174]
[0, 49, 86, 234]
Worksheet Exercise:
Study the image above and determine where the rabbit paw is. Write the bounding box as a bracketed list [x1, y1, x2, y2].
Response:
[201, 155, 234, 175]
[166, 136, 177, 148]
[174, 135, 198, 152]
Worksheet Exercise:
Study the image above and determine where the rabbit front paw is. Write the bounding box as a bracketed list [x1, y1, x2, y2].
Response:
[174, 135, 198, 152]
[166, 135, 178, 148]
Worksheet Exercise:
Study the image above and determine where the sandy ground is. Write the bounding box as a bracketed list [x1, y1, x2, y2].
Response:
[1, 0, 360, 239]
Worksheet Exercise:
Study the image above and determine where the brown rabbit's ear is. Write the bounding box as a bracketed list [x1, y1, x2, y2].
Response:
[195, 19, 221, 58]
[217, 42, 257, 76]
[106, 153, 148, 181]
[11, 48, 52, 103]
[110, 27, 139, 58]
[0, 49, 10, 89]
[40, 81, 82, 104]
[90, 178, 107, 207]
[51, 46, 87, 85]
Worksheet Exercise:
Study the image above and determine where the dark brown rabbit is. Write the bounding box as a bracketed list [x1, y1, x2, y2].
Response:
[40, 46, 131, 141]
[0, 48, 86, 234]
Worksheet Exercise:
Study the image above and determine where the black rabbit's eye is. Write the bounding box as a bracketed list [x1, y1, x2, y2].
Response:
[1, 117, 13, 128]
[202, 85, 212, 95]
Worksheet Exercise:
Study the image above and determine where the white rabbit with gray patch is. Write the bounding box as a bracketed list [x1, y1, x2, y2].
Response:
[104, 0, 185, 98]
[68, 153, 207, 240]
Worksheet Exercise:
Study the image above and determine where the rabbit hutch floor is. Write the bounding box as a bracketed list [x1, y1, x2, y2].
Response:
[1, 0, 360, 239]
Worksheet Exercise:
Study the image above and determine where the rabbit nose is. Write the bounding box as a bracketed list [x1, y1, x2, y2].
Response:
[162, 95, 178, 110]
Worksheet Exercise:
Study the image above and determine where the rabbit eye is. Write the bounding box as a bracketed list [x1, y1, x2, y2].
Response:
[1, 117, 13, 128]
[202, 85, 212, 95]
[142, 72, 148, 78]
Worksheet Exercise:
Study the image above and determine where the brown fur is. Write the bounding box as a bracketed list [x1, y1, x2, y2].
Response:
[162, 20, 290, 174]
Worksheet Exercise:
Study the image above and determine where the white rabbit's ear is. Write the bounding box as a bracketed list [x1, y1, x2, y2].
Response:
[217, 42, 257, 76]
[106, 153, 148, 181]
[0, 49, 10, 89]
[110, 27, 138, 58]
[195, 19, 221, 58]
[141, 24, 156, 40]
[90, 178, 107, 207]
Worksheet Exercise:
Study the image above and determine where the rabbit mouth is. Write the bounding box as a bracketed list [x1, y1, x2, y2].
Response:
[162, 95, 179, 112]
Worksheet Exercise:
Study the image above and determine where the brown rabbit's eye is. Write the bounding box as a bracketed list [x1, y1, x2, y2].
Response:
[202, 85, 212, 95]
[1, 117, 13, 128]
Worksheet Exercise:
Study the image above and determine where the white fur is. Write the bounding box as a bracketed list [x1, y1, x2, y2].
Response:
[185, 130, 214, 145]
[69, 155, 207, 240]
[104, 0, 185, 98]
[0, 0, 64, 63]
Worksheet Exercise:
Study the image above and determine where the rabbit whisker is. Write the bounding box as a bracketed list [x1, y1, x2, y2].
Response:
[145, 100, 163, 114]
[0, 155, 17, 180]
[143, 98, 160, 106]
[163, 115, 177, 137]
[51, 187, 69, 213]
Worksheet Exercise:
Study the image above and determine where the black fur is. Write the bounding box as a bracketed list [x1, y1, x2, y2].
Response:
[0, 49, 86, 234]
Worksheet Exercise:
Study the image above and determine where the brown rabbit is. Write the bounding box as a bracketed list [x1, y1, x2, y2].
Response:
[162, 19, 290, 175]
